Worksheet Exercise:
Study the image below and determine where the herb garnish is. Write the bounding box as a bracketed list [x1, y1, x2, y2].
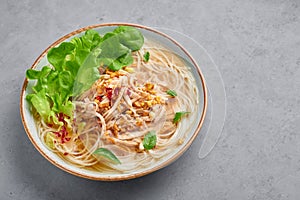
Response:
[143, 51, 150, 62]
[93, 148, 121, 164]
[166, 89, 177, 97]
[173, 112, 190, 124]
[143, 131, 157, 150]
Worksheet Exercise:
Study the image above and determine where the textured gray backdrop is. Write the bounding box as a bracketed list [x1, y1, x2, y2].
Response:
[0, 0, 299, 199]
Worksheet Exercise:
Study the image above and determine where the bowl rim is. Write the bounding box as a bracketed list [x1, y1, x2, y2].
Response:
[20, 22, 208, 181]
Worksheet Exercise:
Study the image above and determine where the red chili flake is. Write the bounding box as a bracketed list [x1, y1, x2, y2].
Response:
[61, 128, 66, 143]
[58, 113, 64, 122]
[62, 137, 71, 143]
[61, 127, 66, 135]
[53, 132, 61, 137]
[53, 124, 72, 144]
[95, 96, 102, 101]
[63, 152, 68, 156]
[106, 88, 113, 100]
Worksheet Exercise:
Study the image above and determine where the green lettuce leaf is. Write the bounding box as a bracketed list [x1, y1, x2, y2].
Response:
[26, 66, 52, 79]
[47, 42, 75, 71]
[113, 26, 144, 51]
[29, 89, 51, 122]
[26, 26, 144, 126]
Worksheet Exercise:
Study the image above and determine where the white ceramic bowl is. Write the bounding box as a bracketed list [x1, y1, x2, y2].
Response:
[20, 23, 207, 181]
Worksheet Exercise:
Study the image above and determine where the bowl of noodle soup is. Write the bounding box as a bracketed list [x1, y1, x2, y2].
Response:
[20, 23, 207, 180]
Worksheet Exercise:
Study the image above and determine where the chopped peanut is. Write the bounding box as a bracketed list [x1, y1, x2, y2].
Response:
[107, 137, 115, 144]
[178, 138, 184, 145]
[99, 101, 109, 108]
[106, 70, 119, 78]
[145, 83, 154, 90]
[133, 101, 141, 108]
[136, 118, 143, 126]
[97, 87, 104, 94]
[148, 90, 157, 95]
[113, 124, 120, 132]
[126, 110, 132, 115]
[142, 111, 149, 116]
[155, 96, 161, 103]
[145, 101, 152, 107]
[104, 131, 110, 137]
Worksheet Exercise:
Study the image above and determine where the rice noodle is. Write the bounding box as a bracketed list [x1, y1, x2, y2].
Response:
[35, 39, 200, 173]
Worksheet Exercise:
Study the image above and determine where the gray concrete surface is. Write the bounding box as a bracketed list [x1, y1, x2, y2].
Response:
[1, 0, 299, 199]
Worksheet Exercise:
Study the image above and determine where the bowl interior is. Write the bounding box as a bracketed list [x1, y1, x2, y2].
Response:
[20, 23, 207, 180]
